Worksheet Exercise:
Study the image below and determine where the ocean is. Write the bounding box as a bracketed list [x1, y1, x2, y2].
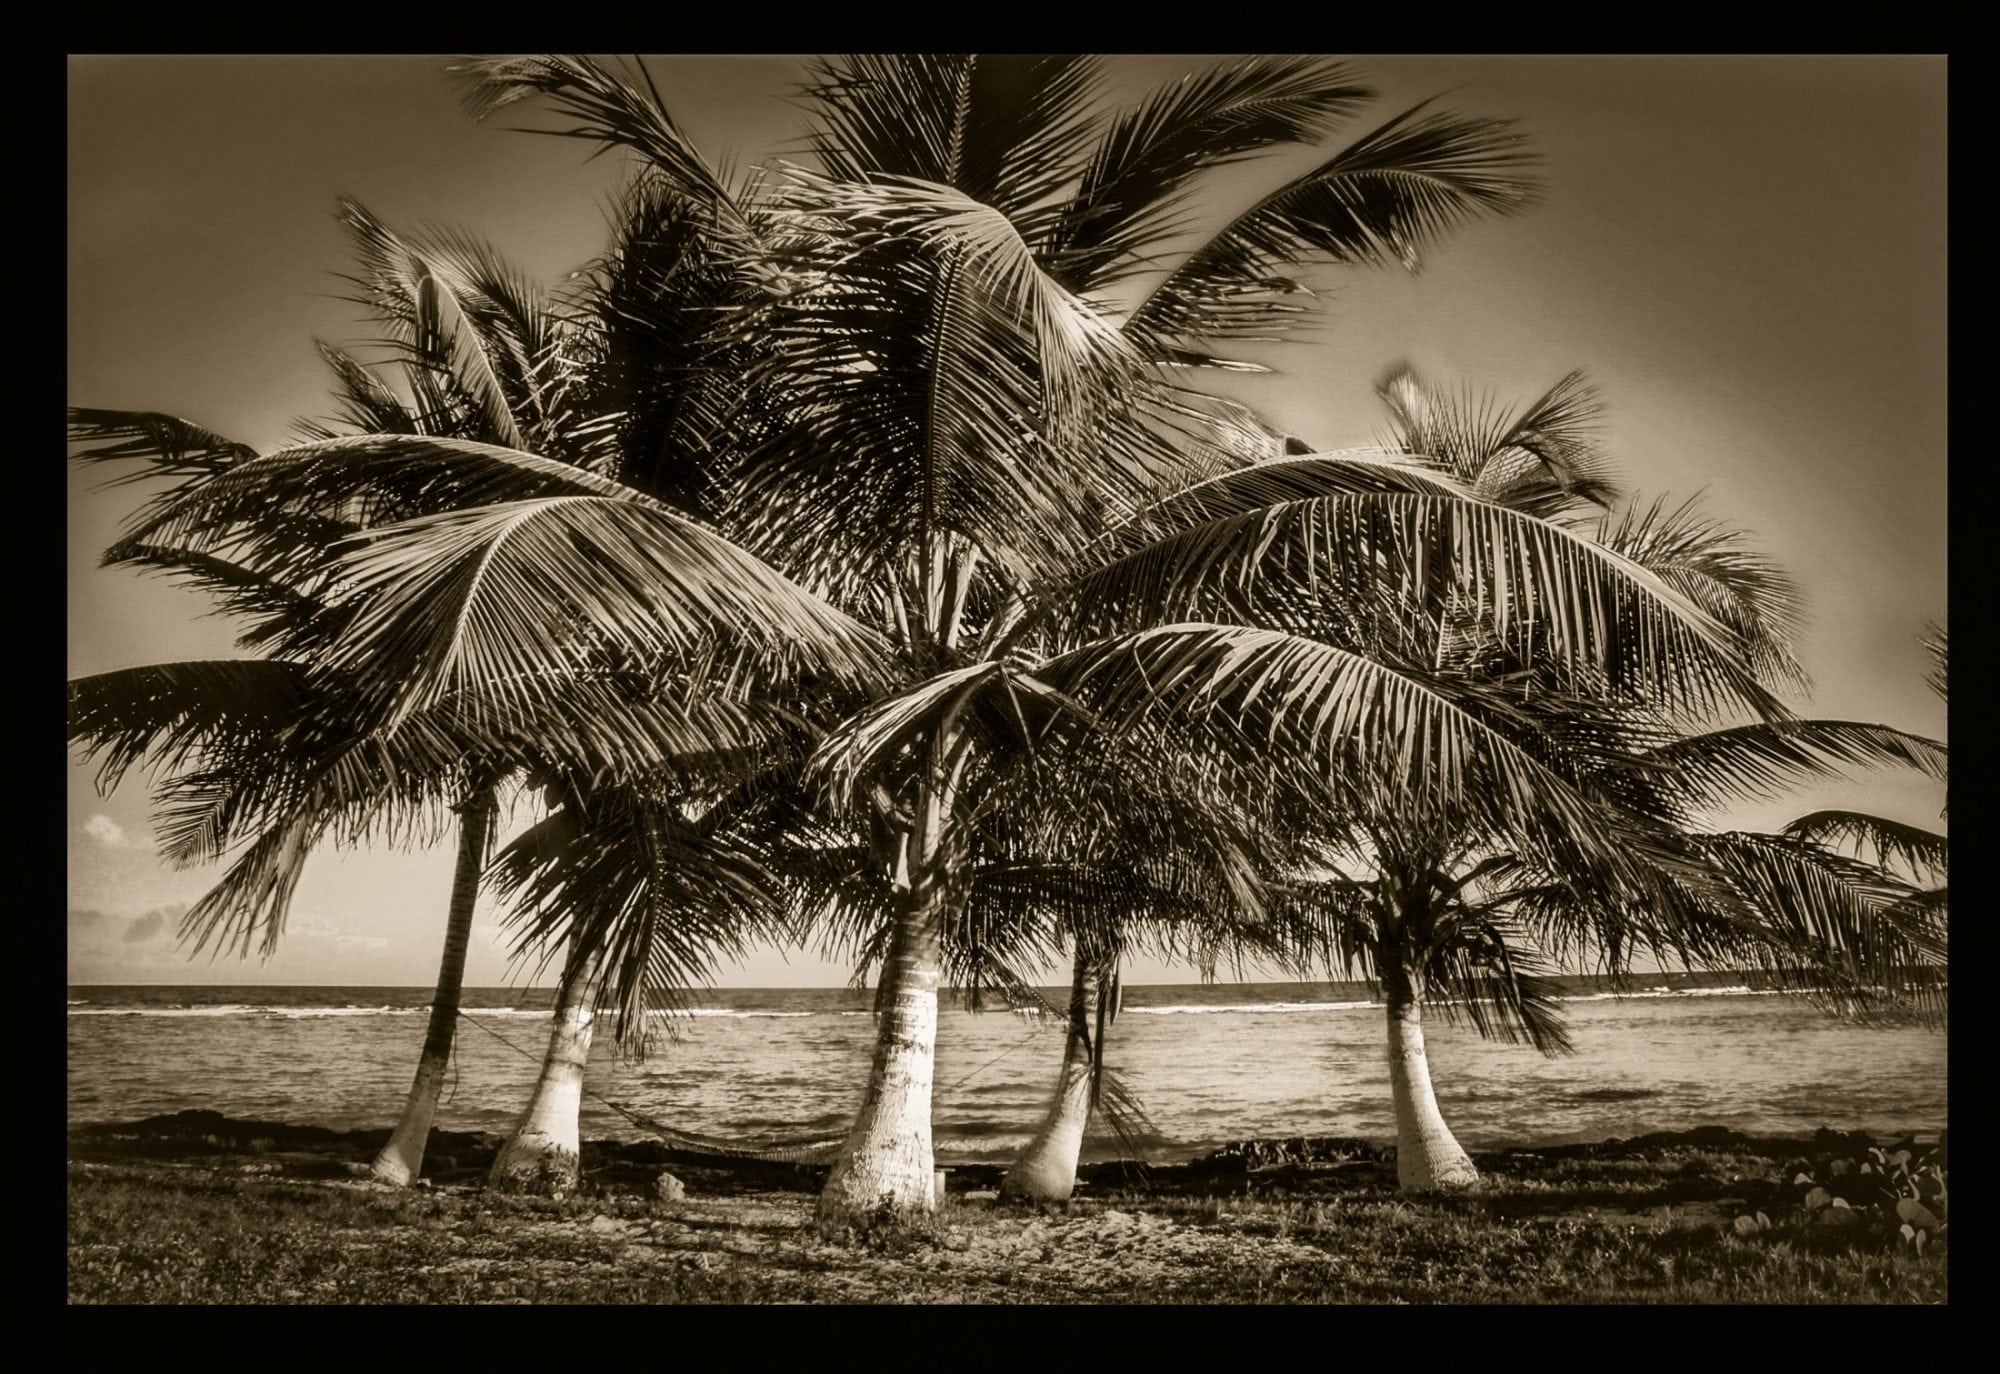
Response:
[67, 975, 1947, 1162]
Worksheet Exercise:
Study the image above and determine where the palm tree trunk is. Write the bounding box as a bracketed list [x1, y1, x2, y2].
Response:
[1383, 961, 1478, 1193]
[369, 786, 495, 1186]
[488, 941, 605, 1198]
[818, 803, 951, 1224]
[1000, 948, 1096, 1202]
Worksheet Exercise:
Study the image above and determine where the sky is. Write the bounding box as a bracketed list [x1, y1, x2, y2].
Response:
[68, 55, 1947, 987]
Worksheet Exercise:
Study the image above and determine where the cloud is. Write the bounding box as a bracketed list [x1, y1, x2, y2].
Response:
[83, 815, 129, 847]
[68, 904, 187, 977]
[289, 915, 389, 952]
[123, 912, 167, 944]
[69, 902, 409, 983]
[81, 815, 152, 851]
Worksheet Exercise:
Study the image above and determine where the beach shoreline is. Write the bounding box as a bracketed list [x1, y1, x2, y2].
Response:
[68, 1111, 1947, 1304]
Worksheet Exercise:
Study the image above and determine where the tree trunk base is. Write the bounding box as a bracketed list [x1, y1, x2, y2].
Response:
[998, 1154, 1075, 1204]
[367, 1111, 437, 1186]
[818, 882, 945, 1230]
[1386, 992, 1479, 1195]
[367, 1151, 419, 1187]
[1395, 1149, 1480, 1193]
[487, 1139, 582, 1198]
[816, 1146, 938, 1227]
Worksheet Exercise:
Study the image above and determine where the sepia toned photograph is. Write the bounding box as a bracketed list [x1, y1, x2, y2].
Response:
[68, 53, 1946, 1305]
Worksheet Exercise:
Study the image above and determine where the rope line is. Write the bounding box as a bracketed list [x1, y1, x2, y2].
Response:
[454, 1008, 841, 1165]
[942, 1022, 1045, 1093]
[452, 1004, 1059, 1165]
[442, 1014, 463, 1106]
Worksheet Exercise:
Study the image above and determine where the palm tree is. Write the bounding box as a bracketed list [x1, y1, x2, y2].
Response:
[987, 748, 1304, 1201]
[88, 56, 1798, 1228]
[1251, 372, 1949, 1190]
[477, 766, 804, 1195]
[995, 362, 1615, 1198]
[67, 201, 810, 1189]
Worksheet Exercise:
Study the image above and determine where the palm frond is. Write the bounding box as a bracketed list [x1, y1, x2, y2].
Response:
[1595, 495, 1809, 693]
[1783, 810, 1948, 880]
[110, 433, 664, 577]
[446, 55, 740, 225]
[319, 494, 888, 730]
[68, 660, 314, 795]
[177, 809, 325, 959]
[99, 543, 316, 649]
[334, 202, 592, 459]
[1629, 720, 1947, 815]
[305, 342, 422, 439]
[1421, 926, 1575, 1056]
[1696, 830, 1945, 1023]
[1922, 622, 1947, 703]
[68, 408, 255, 486]
[798, 54, 1104, 231]
[1046, 56, 1373, 292]
[803, 662, 1003, 813]
[1050, 487, 1783, 722]
[1125, 101, 1539, 350]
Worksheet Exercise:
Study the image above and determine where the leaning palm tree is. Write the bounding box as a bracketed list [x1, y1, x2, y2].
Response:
[68, 209, 574, 1189]
[475, 773, 794, 1195]
[986, 745, 1310, 1202]
[1252, 371, 1952, 1191]
[66, 198, 821, 1187]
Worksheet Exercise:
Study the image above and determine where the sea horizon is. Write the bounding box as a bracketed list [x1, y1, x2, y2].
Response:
[69, 975, 1946, 1162]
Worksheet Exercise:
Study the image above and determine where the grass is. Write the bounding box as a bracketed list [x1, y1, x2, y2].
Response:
[67, 1167, 782, 1304]
[1115, 1191, 1944, 1304]
[68, 1143, 1947, 1304]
